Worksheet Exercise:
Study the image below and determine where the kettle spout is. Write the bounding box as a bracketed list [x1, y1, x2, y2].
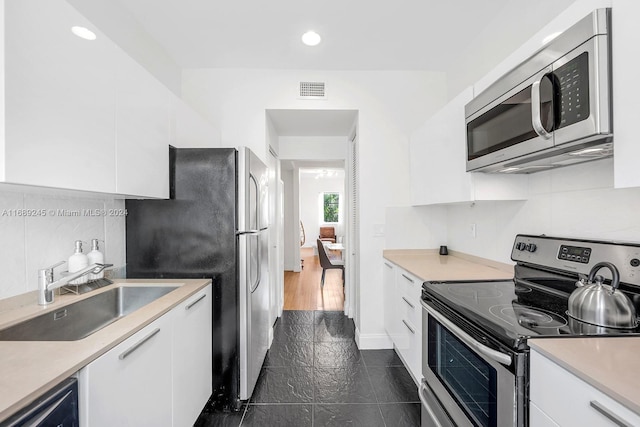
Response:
[575, 274, 588, 287]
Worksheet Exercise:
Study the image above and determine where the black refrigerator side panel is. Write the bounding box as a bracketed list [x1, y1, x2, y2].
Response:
[125, 147, 240, 410]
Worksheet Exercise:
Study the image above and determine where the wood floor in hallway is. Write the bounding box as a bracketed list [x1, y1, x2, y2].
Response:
[283, 247, 344, 311]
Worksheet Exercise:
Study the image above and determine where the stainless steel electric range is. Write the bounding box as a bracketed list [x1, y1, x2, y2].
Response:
[419, 234, 640, 427]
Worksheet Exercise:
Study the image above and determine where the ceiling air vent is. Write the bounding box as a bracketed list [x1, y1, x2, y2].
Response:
[299, 81, 326, 99]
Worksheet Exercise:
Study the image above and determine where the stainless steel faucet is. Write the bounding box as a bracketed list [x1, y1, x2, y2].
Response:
[38, 261, 113, 305]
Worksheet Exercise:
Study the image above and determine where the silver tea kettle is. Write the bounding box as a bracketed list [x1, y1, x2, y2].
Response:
[567, 261, 638, 329]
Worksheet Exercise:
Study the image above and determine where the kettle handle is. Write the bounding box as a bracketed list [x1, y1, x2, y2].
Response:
[588, 262, 620, 292]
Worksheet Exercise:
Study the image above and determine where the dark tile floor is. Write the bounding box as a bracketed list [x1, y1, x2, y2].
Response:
[195, 310, 420, 426]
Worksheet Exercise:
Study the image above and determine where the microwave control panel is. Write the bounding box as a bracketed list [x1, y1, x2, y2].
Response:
[555, 51, 590, 129]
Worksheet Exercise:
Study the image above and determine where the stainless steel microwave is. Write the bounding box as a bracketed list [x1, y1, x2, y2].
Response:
[465, 8, 612, 173]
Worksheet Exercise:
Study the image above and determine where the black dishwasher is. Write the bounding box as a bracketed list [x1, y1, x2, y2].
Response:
[2, 377, 78, 427]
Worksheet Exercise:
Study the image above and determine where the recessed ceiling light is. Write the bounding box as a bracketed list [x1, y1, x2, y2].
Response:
[301, 31, 321, 46]
[71, 26, 97, 41]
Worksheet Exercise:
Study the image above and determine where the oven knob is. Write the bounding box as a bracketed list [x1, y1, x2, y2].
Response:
[631, 258, 640, 268]
[527, 244, 537, 253]
[516, 242, 525, 251]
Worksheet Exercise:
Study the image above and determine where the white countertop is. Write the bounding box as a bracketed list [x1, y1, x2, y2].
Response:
[0, 278, 211, 422]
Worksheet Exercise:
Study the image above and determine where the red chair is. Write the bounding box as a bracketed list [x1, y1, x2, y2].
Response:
[318, 226, 336, 243]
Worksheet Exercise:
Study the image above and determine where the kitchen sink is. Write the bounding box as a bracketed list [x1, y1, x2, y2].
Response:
[0, 286, 179, 341]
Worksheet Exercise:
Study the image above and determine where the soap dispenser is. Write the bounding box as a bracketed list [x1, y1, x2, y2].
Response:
[87, 239, 105, 280]
[68, 240, 89, 285]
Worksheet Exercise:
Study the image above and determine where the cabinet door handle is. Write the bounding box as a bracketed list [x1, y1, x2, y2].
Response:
[186, 294, 206, 310]
[384, 262, 393, 268]
[402, 320, 415, 334]
[119, 328, 161, 360]
[589, 401, 633, 427]
[402, 296, 415, 309]
[401, 273, 414, 283]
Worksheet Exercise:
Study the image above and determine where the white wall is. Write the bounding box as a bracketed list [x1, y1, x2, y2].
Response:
[279, 136, 348, 161]
[182, 68, 448, 345]
[0, 186, 125, 299]
[385, 205, 448, 250]
[282, 168, 296, 271]
[445, 0, 593, 99]
[299, 171, 346, 248]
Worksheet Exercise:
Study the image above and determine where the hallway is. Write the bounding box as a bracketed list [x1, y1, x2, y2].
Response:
[283, 247, 344, 311]
[195, 310, 420, 426]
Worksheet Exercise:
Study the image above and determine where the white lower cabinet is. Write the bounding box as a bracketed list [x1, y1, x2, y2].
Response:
[382, 260, 422, 384]
[172, 286, 213, 427]
[530, 402, 560, 427]
[383, 261, 398, 342]
[81, 314, 173, 427]
[79, 284, 212, 426]
[530, 348, 640, 427]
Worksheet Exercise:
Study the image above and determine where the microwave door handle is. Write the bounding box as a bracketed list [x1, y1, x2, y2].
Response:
[531, 79, 552, 139]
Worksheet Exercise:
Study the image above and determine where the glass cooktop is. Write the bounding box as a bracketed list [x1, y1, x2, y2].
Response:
[422, 274, 640, 350]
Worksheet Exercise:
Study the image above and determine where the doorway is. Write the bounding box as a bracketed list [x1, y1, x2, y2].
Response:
[285, 167, 346, 310]
[266, 109, 358, 315]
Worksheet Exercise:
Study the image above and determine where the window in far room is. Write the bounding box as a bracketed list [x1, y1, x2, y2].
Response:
[322, 192, 340, 223]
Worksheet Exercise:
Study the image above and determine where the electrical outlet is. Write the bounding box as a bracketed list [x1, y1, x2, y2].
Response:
[470, 223, 477, 238]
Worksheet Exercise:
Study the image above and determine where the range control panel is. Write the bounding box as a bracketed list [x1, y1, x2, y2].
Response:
[557, 245, 591, 264]
[511, 234, 640, 287]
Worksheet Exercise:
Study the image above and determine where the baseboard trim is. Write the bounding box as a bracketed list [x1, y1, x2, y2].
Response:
[355, 328, 393, 349]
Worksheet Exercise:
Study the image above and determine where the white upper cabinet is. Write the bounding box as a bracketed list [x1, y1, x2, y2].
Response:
[0, 0, 195, 198]
[115, 55, 170, 198]
[4, 0, 118, 193]
[409, 86, 527, 206]
[612, 0, 640, 188]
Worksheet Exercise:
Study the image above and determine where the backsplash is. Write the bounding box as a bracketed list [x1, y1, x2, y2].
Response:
[445, 159, 640, 263]
[0, 187, 126, 299]
[387, 158, 640, 265]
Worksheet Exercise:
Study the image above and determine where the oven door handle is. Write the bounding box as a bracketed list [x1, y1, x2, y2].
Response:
[419, 381, 447, 427]
[423, 301, 512, 366]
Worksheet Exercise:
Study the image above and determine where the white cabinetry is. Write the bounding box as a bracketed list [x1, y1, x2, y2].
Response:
[82, 314, 173, 427]
[383, 261, 398, 341]
[115, 55, 170, 198]
[530, 348, 640, 427]
[612, 0, 640, 188]
[4, 0, 118, 193]
[80, 283, 213, 427]
[383, 259, 422, 384]
[409, 87, 527, 206]
[1, 0, 217, 198]
[172, 286, 212, 427]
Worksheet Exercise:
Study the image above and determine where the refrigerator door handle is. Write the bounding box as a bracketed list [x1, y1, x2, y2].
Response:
[251, 232, 262, 294]
[237, 230, 261, 236]
[249, 173, 262, 294]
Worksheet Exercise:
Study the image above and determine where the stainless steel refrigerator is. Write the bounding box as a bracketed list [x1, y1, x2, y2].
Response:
[125, 146, 270, 410]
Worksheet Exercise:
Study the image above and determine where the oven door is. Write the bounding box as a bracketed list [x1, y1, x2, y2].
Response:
[421, 301, 516, 427]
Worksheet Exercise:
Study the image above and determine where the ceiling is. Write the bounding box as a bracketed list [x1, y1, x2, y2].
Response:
[114, 0, 512, 70]
[268, 110, 357, 137]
